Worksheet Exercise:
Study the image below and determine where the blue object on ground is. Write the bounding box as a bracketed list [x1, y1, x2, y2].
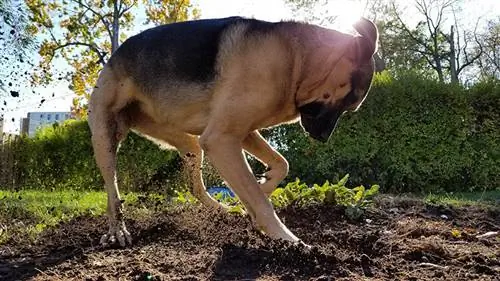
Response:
[207, 186, 235, 199]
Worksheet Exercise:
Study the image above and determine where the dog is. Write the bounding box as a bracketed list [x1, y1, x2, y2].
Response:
[88, 16, 378, 247]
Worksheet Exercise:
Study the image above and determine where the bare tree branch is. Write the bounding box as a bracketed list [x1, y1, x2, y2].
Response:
[392, 2, 432, 53]
[456, 21, 483, 74]
[53, 42, 107, 65]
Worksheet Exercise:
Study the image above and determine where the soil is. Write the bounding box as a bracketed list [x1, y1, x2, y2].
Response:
[1, 195, 499, 280]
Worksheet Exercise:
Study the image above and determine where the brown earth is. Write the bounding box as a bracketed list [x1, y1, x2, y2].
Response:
[1, 195, 499, 281]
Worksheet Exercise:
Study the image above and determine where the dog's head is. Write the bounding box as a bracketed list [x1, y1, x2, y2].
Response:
[296, 18, 378, 142]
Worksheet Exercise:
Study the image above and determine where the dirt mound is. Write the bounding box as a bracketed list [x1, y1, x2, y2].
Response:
[1, 198, 499, 280]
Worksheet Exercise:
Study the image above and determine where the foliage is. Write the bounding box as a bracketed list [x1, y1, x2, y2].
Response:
[13, 118, 183, 193]
[270, 175, 379, 220]
[263, 71, 500, 193]
[25, 0, 200, 118]
[143, 0, 200, 25]
[177, 175, 380, 221]
[477, 17, 500, 79]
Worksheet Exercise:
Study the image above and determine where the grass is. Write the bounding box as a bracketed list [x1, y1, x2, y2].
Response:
[423, 190, 500, 206]
[0, 189, 148, 244]
[0, 189, 105, 244]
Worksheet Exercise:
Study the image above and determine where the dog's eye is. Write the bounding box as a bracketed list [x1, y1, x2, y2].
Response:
[323, 92, 330, 99]
[339, 83, 347, 88]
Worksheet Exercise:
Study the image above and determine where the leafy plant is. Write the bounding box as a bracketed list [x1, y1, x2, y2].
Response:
[270, 174, 380, 220]
[173, 175, 380, 221]
[172, 190, 197, 205]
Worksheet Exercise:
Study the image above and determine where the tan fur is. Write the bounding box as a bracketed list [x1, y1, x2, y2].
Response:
[88, 18, 377, 247]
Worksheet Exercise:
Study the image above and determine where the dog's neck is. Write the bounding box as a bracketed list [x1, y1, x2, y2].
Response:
[275, 22, 356, 108]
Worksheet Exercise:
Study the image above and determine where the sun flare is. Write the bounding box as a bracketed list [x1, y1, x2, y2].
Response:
[324, 0, 365, 31]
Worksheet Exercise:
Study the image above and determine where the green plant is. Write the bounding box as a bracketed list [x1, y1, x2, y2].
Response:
[270, 174, 379, 220]
[173, 175, 380, 221]
[172, 190, 197, 205]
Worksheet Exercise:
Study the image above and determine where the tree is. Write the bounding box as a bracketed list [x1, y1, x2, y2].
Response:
[391, 0, 483, 84]
[391, 0, 455, 82]
[362, 0, 426, 73]
[25, 0, 199, 118]
[284, 0, 338, 25]
[477, 17, 500, 79]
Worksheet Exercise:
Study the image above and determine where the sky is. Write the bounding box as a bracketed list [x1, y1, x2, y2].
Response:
[1, 0, 499, 133]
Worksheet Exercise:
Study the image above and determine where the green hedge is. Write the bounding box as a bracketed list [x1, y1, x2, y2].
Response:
[13, 120, 185, 194]
[8, 72, 500, 194]
[263, 71, 499, 193]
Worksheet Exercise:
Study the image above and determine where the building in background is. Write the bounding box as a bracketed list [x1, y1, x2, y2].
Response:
[20, 111, 72, 137]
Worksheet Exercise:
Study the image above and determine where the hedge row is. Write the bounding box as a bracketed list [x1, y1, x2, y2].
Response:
[13, 120, 184, 194]
[263, 71, 499, 193]
[7, 71, 499, 193]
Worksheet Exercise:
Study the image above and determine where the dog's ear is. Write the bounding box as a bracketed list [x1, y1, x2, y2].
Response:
[352, 17, 379, 64]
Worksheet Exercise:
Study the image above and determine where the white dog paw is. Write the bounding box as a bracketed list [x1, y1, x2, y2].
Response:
[100, 224, 132, 247]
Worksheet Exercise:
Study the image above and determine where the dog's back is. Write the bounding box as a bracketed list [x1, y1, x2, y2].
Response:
[108, 17, 277, 95]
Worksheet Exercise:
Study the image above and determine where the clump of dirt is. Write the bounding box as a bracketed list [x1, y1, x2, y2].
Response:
[1, 197, 499, 280]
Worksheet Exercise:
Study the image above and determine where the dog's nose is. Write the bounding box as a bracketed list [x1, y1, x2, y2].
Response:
[309, 131, 329, 143]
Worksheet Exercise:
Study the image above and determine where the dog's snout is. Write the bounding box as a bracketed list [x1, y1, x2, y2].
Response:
[298, 101, 325, 118]
[299, 102, 342, 142]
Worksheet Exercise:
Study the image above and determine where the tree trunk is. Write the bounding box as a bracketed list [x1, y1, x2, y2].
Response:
[449, 25, 459, 83]
[435, 56, 444, 83]
[111, 0, 120, 53]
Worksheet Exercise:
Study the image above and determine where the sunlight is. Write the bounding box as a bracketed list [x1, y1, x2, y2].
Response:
[324, 0, 365, 31]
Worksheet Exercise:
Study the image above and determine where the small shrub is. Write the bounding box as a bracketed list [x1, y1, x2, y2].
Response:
[270, 175, 379, 220]
[174, 175, 380, 221]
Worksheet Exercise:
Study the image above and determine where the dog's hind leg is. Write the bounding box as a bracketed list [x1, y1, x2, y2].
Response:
[243, 131, 289, 197]
[88, 67, 133, 247]
[129, 119, 223, 210]
[164, 134, 222, 210]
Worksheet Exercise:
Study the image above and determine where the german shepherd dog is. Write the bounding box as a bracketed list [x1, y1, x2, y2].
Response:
[88, 16, 378, 247]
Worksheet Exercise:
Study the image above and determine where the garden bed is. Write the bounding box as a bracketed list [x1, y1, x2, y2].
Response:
[1, 195, 499, 280]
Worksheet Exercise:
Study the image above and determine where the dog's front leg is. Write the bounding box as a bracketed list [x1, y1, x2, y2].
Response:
[200, 130, 300, 243]
[243, 131, 289, 197]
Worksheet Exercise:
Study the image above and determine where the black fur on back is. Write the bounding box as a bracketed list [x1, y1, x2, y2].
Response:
[110, 17, 279, 90]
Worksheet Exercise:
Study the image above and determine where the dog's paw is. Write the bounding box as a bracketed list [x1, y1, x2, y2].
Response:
[297, 240, 312, 250]
[100, 224, 132, 247]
